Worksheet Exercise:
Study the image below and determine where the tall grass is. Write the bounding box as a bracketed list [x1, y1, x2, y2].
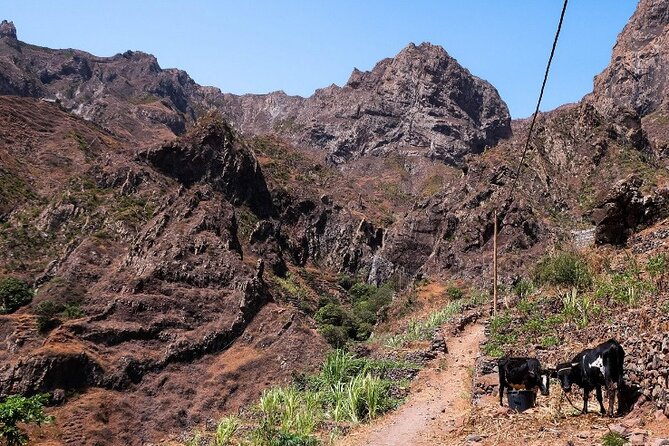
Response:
[241, 350, 405, 445]
[214, 416, 240, 446]
[319, 350, 357, 387]
[561, 287, 599, 328]
[384, 293, 485, 348]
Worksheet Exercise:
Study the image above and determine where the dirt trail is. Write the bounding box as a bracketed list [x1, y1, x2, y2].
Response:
[339, 322, 485, 446]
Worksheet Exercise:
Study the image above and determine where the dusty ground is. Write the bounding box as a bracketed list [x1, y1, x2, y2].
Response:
[338, 323, 485, 446]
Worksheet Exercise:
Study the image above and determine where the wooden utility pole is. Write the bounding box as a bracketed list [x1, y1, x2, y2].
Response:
[493, 210, 498, 316]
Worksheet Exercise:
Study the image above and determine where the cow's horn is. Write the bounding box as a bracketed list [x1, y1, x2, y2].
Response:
[570, 362, 579, 367]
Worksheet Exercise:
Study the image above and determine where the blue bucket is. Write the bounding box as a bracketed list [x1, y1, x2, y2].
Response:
[507, 390, 536, 412]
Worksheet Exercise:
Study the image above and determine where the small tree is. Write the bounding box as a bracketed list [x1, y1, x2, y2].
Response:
[0, 394, 51, 446]
[0, 278, 33, 314]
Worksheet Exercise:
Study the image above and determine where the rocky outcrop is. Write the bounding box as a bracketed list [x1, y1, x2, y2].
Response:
[0, 20, 16, 39]
[592, 176, 647, 245]
[143, 116, 273, 217]
[240, 43, 512, 166]
[625, 331, 669, 417]
[592, 176, 669, 246]
[0, 32, 213, 144]
[593, 0, 669, 117]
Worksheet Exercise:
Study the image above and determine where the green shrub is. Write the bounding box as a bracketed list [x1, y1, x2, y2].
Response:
[314, 282, 394, 346]
[61, 302, 84, 319]
[0, 277, 33, 314]
[214, 416, 240, 446]
[446, 286, 464, 300]
[318, 324, 349, 349]
[601, 431, 626, 446]
[349, 283, 376, 302]
[646, 253, 669, 278]
[534, 252, 592, 289]
[34, 300, 85, 333]
[314, 303, 348, 327]
[337, 275, 355, 290]
[0, 394, 51, 446]
[512, 278, 535, 300]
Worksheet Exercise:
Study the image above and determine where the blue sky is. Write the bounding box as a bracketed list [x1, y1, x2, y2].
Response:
[3, 1, 637, 118]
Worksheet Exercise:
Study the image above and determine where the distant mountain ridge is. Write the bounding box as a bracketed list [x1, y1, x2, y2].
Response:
[0, 20, 511, 164]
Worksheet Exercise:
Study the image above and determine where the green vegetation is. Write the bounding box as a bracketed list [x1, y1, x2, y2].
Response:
[446, 286, 464, 300]
[561, 287, 599, 329]
[315, 282, 394, 347]
[128, 93, 161, 105]
[482, 313, 515, 358]
[0, 394, 51, 446]
[195, 350, 411, 445]
[112, 195, 155, 227]
[419, 174, 444, 197]
[336, 275, 355, 290]
[534, 251, 592, 289]
[483, 249, 666, 358]
[385, 292, 486, 348]
[646, 253, 669, 278]
[512, 278, 535, 300]
[0, 277, 33, 314]
[0, 171, 37, 211]
[69, 131, 89, 153]
[595, 263, 653, 307]
[275, 274, 312, 312]
[214, 416, 241, 446]
[484, 292, 566, 357]
[601, 431, 626, 446]
[236, 207, 260, 242]
[34, 300, 84, 332]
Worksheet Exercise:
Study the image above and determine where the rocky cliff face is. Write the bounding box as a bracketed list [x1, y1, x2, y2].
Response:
[222, 43, 511, 165]
[593, 0, 669, 118]
[0, 23, 219, 145]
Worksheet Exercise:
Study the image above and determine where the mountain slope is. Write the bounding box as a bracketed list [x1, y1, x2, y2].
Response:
[0, 22, 510, 166]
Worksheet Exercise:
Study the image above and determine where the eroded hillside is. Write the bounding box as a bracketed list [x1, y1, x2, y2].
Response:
[0, 0, 669, 443]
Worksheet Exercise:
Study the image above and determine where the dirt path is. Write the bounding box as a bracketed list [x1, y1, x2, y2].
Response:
[338, 322, 485, 446]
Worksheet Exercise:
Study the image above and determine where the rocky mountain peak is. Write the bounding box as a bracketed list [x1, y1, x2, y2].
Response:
[252, 41, 512, 165]
[593, 0, 669, 116]
[0, 20, 17, 39]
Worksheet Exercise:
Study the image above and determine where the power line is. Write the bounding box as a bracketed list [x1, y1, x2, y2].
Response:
[506, 0, 569, 204]
[492, 0, 569, 314]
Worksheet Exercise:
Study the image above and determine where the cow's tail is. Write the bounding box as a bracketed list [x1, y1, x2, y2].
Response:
[498, 361, 506, 406]
[616, 344, 625, 388]
[604, 342, 624, 388]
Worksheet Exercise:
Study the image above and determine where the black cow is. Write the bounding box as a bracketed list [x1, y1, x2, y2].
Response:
[498, 357, 550, 406]
[553, 339, 625, 416]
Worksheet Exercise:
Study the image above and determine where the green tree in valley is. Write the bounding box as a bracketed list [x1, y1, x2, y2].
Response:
[0, 394, 51, 446]
[0, 277, 33, 314]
